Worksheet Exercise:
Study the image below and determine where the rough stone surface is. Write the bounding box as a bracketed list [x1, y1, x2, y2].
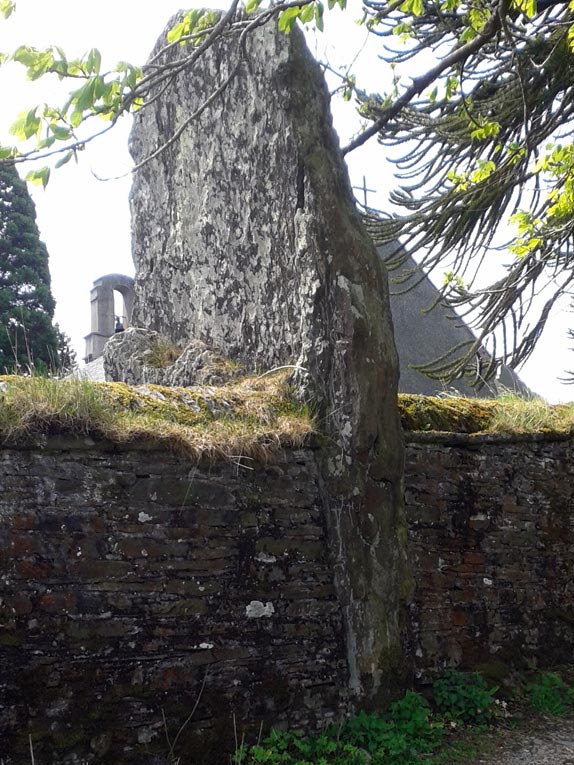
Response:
[405, 432, 574, 679]
[103, 327, 161, 385]
[74, 356, 105, 382]
[2, 432, 574, 761]
[103, 328, 242, 386]
[0, 442, 349, 764]
[123, 16, 410, 704]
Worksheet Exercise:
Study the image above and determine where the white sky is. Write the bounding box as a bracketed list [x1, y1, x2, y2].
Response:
[0, 0, 572, 401]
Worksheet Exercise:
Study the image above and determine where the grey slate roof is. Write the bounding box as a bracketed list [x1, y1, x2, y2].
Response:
[379, 243, 529, 397]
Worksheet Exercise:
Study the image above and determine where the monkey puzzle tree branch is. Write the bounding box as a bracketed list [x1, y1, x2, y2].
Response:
[342, 5, 505, 155]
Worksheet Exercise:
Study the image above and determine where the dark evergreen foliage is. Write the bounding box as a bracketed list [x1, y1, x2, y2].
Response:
[54, 323, 77, 373]
[0, 162, 60, 373]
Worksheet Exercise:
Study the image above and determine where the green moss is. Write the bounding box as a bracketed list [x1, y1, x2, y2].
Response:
[374, 643, 413, 706]
[398, 393, 574, 434]
[398, 394, 496, 433]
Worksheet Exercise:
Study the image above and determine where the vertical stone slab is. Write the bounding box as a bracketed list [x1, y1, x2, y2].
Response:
[129, 17, 412, 705]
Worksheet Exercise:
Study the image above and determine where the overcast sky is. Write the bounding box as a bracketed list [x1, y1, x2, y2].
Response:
[0, 0, 572, 401]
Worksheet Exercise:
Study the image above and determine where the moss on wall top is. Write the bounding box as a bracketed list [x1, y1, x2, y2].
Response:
[398, 395, 497, 433]
[1, 374, 572, 452]
[398, 393, 574, 435]
[0, 372, 312, 461]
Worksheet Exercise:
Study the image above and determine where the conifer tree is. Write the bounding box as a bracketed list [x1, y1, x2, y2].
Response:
[0, 162, 59, 372]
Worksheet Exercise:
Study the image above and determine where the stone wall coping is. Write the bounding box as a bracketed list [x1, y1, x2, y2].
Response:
[2, 430, 570, 452]
[404, 429, 574, 445]
[0, 432, 322, 458]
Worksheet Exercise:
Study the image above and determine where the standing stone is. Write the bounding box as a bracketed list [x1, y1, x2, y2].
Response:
[127, 14, 412, 705]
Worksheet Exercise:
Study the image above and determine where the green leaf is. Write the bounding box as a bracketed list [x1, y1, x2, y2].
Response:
[86, 48, 102, 75]
[393, 21, 414, 38]
[315, 1, 325, 31]
[9, 108, 40, 140]
[512, 0, 537, 16]
[445, 75, 458, 99]
[25, 167, 50, 188]
[54, 151, 74, 169]
[459, 24, 477, 42]
[26, 49, 56, 81]
[12, 45, 40, 67]
[36, 136, 57, 150]
[70, 109, 83, 129]
[167, 20, 189, 43]
[48, 124, 71, 140]
[245, 0, 262, 13]
[126, 66, 141, 90]
[468, 6, 489, 32]
[73, 77, 98, 112]
[300, 3, 315, 23]
[400, 0, 424, 15]
[166, 9, 205, 44]
[0, 0, 15, 19]
[470, 120, 501, 141]
[278, 6, 301, 32]
[470, 159, 496, 183]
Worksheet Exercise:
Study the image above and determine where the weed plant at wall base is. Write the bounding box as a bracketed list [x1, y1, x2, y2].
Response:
[232, 673, 506, 765]
[433, 671, 498, 726]
[527, 672, 574, 716]
[234, 691, 444, 765]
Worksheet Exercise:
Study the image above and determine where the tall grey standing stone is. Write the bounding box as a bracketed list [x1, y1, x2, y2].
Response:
[127, 14, 412, 705]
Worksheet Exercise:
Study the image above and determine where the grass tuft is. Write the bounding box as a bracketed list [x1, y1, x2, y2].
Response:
[489, 391, 574, 433]
[143, 336, 182, 368]
[0, 371, 313, 462]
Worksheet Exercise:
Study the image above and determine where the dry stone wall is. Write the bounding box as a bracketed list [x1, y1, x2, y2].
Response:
[0, 441, 349, 764]
[406, 432, 574, 680]
[2, 432, 574, 761]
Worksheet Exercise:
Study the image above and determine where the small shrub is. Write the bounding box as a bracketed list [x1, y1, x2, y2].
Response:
[433, 671, 497, 725]
[232, 728, 368, 764]
[233, 692, 442, 765]
[338, 692, 443, 764]
[527, 672, 574, 716]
